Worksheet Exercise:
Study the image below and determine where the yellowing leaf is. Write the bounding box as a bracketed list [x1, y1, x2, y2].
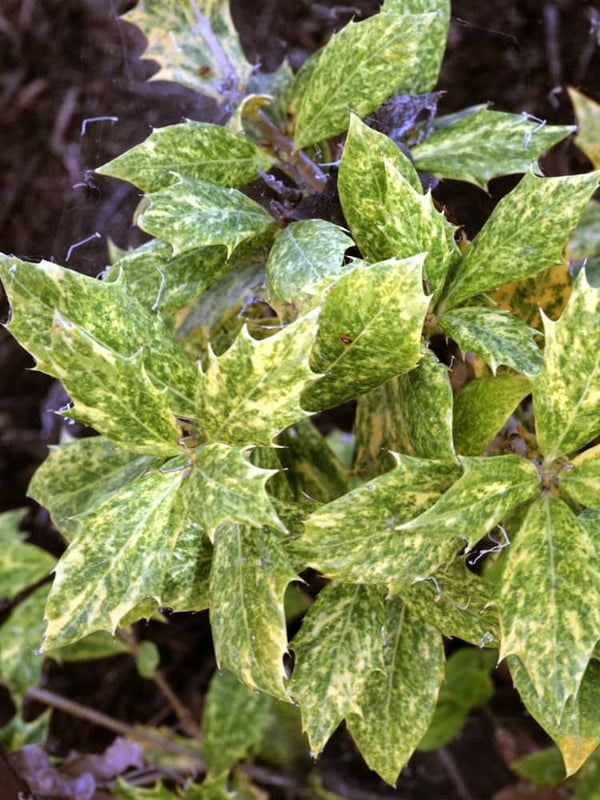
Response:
[490, 262, 573, 332]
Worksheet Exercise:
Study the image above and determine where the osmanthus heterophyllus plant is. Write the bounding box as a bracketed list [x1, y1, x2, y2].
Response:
[1, 0, 600, 791]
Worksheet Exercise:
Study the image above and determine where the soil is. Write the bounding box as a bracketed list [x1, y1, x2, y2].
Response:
[0, 1, 599, 798]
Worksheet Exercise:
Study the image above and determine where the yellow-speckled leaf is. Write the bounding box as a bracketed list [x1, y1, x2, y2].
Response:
[532, 272, 600, 459]
[302, 255, 429, 411]
[209, 524, 296, 701]
[490, 262, 573, 332]
[569, 200, 600, 262]
[0, 510, 54, 599]
[499, 495, 600, 723]
[196, 310, 320, 446]
[352, 379, 402, 481]
[138, 177, 276, 258]
[290, 582, 385, 755]
[453, 374, 531, 456]
[441, 170, 600, 310]
[97, 121, 274, 193]
[123, 0, 252, 100]
[559, 444, 600, 511]
[293, 12, 435, 149]
[569, 88, 600, 169]
[347, 599, 444, 785]
[412, 109, 574, 190]
[161, 516, 212, 613]
[0, 584, 46, 706]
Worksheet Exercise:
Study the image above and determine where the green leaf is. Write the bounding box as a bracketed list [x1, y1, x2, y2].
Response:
[202, 668, 272, 775]
[511, 747, 566, 787]
[51, 631, 129, 663]
[136, 640, 160, 678]
[209, 525, 296, 701]
[412, 109, 574, 190]
[28, 437, 158, 541]
[0, 510, 54, 599]
[569, 88, 600, 169]
[293, 12, 435, 149]
[569, 200, 600, 282]
[510, 656, 600, 776]
[186, 443, 283, 541]
[347, 600, 444, 785]
[97, 121, 274, 193]
[266, 220, 353, 303]
[559, 444, 600, 511]
[0, 255, 197, 416]
[300, 456, 460, 586]
[0, 710, 51, 751]
[123, 0, 252, 100]
[438, 307, 543, 376]
[290, 582, 385, 755]
[161, 517, 212, 613]
[453, 374, 531, 456]
[196, 310, 319, 446]
[575, 748, 600, 799]
[532, 272, 600, 459]
[0, 584, 47, 705]
[499, 495, 600, 722]
[440, 170, 600, 310]
[138, 178, 276, 258]
[42, 462, 188, 650]
[302, 255, 429, 411]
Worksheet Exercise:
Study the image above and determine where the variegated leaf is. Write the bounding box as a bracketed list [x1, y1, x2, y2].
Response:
[0, 255, 197, 416]
[302, 255, 429, 411]
[42, 461, 188, 650]
[533, 272, 600, 459]
[438, 307, 543, 376]
[138, 177, 276, 258]
[0, 510, 54, 599]
[510, 656, 600, 776]
[558, 444, 600, 511]
[293, 12, 435, 149]
[290, 582, 385, 755]
[569, 88, 600, 169]
[196, 310, 320, 446]
[453, 374, 531, 456]
[347, 599, 444, 785]
[352, 380, 403, 481]
[300, 456, 460, 585]
[412, 109, 574, 190]
[266, 220, 353, 303]
[209, 525, 296, 701]
[499, 495, 600, 723]
[161, 517, 212, 613]
[440, 170, 600, 310]
[569, 200, 600, 282]
[123, 0, 252, 100]
[490, 262, 573, 332]
[97, 121, 274, 193]
[0, 584, 47, 706]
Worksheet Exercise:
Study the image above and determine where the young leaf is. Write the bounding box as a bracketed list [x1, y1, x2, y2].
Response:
[209, 525, 296, 701]
[266, 220, 353, 303]
[440, 170, 600, 310]
[290, 582, 385, 755]
[302, 254, 429, 411]
[532, 272, 600, 460]
[293, 12, 435, 149]
[499, 495, 600, 723]
[185, 443, 283, 541]
[347, 600, 444, 785]
[438, 307, 543, 376]
[0, 585, 47, 706]
[138, 177, 276, 258]
[196, 310, 320, 446]
[453, 374, 531, 456]
[558, 444, 600, 511]
[97, 121, 274, 193]
[569, 88, 600, 169]
[412, 109, 574, 190]
[202, 668, 272, 775]
[511, 748, 566, 788]
[0, 510, 54, 599]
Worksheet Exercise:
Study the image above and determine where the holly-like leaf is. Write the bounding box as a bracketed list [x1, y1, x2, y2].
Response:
[438, 307, 543, 376]
[290, 582, 385, 755]
[123, 0, 252, 100]
[490, 262, 573, 332]
[0, 510, 54, 599]
[209, 525, 296, 701]
[300, 456, 460, 585]
[42, 462, 189, 650]
[569, 88, 600, 169]
[0, 256, 197, 416]
[302, 255, 429, 411]
[293, 12, 435, 149]
[161, 517, 212, 613]
[412, 109, 574, 190]
[196, 310, 320, 446]
[533, 272, 600, 460]
[202, 668, 272, 775]
[453, 375, 531, 456]
[0, 584, 47, 706]
[138, 178, 276, 258]
[97, 121, 274, 193]
[499, 495, 600, 723]
[266, 220, 353, 303]
[440, 170, 600, 310]
[558, 444, 600, 511]
[347, 600, 444, 785]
